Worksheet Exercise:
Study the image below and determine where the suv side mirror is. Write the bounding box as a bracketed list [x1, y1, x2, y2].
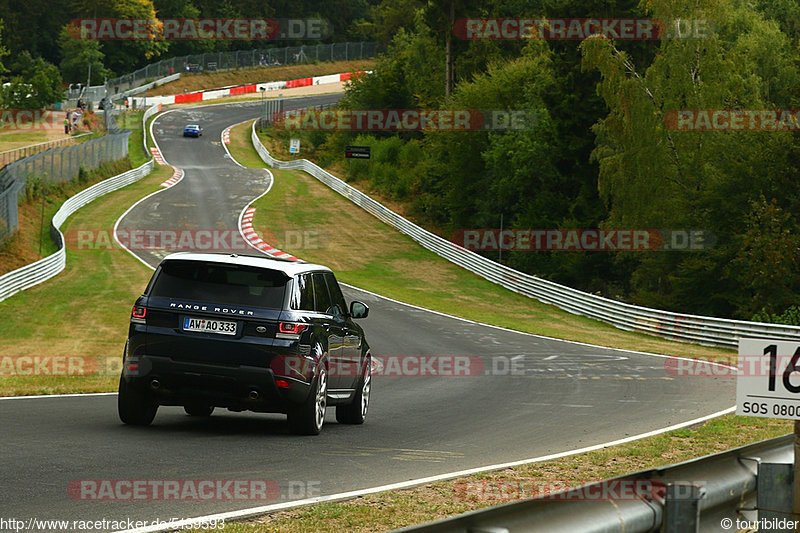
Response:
[349, 301, 369, 319]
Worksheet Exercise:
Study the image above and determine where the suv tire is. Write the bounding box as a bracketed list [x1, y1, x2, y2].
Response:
[118, 375, 158, 426]
[336, 355, 371, 425]
[288, 362, 327, 435]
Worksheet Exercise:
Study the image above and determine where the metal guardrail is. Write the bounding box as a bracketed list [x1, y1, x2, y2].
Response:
[114, 73, 181, 103]
[391, 435, 794, 533]
[0, 104, 159, 303]
[250, 120, 800, 348]
[142, 103, 162, 156]
[0, 159, 154, 303]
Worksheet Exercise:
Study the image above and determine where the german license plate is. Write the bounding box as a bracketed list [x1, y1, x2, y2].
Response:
[183, 316, 237, 335]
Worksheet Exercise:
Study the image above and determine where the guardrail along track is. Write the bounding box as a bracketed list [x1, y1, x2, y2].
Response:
[390, 435, 794, 533]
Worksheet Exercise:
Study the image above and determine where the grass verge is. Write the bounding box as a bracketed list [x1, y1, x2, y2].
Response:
[117, 110, 147, 167]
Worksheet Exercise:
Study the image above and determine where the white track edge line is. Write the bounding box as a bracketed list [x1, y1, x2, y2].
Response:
[0, 392, 116, 401]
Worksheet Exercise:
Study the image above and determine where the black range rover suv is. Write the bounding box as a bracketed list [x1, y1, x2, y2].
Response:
[119, 252, 371, 435]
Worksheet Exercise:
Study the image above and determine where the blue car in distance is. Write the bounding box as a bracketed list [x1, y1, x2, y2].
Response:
[183, 124, 202, 137]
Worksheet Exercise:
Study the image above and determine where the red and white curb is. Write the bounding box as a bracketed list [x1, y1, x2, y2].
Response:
[150, 147, 166, 165]
[241, 207, 298, 261]
[222, 127, 231, 144]
[160, 166, 184, 188]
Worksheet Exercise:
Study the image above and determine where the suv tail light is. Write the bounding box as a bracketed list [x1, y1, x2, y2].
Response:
[131, 306, 147, 324]
[278, 322, 308, 335]
[276, 322, 308, 339]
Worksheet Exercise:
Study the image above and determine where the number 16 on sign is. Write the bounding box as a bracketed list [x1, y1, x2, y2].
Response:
[737, 339, 800, 420]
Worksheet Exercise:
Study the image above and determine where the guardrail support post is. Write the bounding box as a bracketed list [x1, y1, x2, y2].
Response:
[663, 483, 702, 533]
[758, 462, 794, 531]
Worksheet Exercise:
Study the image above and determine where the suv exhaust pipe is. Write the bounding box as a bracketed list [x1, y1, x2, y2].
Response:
[248, 390, 260, 400]
[150, 379, 161, 390]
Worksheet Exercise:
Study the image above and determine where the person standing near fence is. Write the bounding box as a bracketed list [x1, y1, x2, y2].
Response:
[64, 116, 70, 134]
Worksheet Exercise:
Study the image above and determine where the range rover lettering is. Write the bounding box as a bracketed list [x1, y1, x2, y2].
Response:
[119, 252, 371, 435]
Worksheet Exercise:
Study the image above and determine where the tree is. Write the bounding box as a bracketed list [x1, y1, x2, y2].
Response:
[358, 0, 425, 45]
[58, 25, 110, 85]
[734, 198, 800, 317]
[1, 52, 63, 108]
[581, 0, 800, 315]
[71, 0, 168, 75]
[152, 0, 216, 57]
[0, 20, 9, 78]
[0, 0, 71, 66]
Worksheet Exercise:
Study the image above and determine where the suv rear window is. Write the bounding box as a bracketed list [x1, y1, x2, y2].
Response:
[150, 260, 289, 309]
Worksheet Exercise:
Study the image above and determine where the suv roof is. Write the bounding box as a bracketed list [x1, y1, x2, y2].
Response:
[161, 252, 330, 276]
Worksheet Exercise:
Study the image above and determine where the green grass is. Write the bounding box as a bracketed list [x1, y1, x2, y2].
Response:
[0, 131, 55, 143]
[145, 111, 158, 154]
[117, 110, 147, 167]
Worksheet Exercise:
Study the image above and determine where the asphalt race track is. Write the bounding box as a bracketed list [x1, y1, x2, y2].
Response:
[0, 95, 735, 531]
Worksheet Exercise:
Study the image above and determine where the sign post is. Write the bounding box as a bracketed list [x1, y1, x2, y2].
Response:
[736, 338, 800, 531]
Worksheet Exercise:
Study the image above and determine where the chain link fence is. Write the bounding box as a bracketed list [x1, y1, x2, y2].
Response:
[105, 42, 377, 96]
[0, 129, 130, 244]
